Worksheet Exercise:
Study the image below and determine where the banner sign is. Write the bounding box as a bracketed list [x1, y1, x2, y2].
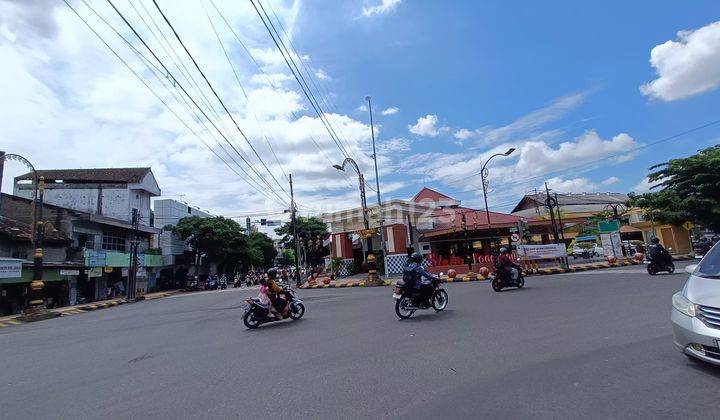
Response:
[87, 267, 103, 278]
[600, 232, 622, 258]
[598, 220, 620, 233]
[0, 260, 22, 279]
[60, 269, 80, 276]
[517, 244, 566, 260]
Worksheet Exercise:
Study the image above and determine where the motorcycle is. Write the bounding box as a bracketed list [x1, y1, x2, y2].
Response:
[490, 265, 525, 292]
[242, 287, 305, 329]
[206, 277, 218, 290]
[392, 279, 448, 319]
[219, 279, 228, 290]
[645, 257, 675, 275]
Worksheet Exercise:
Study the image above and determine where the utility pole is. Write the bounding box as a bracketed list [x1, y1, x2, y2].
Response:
[554, 193, 565, 241]
[289, 174, 301, 287]
[545, 183, 559, 242]
[128, 208, 140, 301]
[366, 96, 386, 259]
[0, 151, 4, 216]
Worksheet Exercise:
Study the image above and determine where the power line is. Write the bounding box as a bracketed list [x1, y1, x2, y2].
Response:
[104, 0, 290, 205]
[249, 0, 352, 159]
[150, 0, 291, 201]
[62, 0, 288, 208]
[208, 0, 358, 191]
[200, 0, 288, 180]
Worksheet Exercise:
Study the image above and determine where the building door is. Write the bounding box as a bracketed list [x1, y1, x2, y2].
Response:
[660, 227, 677, 253]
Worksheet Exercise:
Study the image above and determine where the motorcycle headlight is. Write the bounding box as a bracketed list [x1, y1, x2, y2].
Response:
[672, 292, 697, 317]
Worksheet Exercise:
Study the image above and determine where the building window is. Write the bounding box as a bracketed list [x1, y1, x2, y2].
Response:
[78, 233, 95, 250]
[102, 232, 127, 252]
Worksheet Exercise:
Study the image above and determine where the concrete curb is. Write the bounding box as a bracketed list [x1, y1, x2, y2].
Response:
[299, 258, 659, 289]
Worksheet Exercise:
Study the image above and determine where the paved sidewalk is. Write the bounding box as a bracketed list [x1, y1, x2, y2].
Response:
[0, 289, 184, 328]
[300, 258, 647, 289]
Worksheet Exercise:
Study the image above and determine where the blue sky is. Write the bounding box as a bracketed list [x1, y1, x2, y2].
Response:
[1, 0, 719, 217]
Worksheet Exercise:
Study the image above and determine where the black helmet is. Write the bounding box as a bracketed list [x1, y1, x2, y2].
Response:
[410, 252, 423, 263]
[267, 267, 278, 279]
[499, 247, 508, 254]
[651, 237, 660, 244]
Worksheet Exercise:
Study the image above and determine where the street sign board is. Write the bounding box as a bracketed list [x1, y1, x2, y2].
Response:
[516, 244, 566, 260]
[510, 233, 520, 243]
[0, 260, 22, 279]
[60, 269, 80, 276]
[598, 219, 620, 233]
[682, 221, 694, 231]
[600, 232, 622, 258]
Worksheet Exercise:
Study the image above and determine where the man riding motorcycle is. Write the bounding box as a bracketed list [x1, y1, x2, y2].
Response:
[403, 252, 440, 307]
[647, 237, 672, 266]
[497, 247, 519, 281]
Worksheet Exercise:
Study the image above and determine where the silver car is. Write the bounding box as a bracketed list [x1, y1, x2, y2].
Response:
[672, 242, 720, 365]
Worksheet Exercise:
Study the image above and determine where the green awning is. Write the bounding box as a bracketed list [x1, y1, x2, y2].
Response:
[0, 269, 67, 284]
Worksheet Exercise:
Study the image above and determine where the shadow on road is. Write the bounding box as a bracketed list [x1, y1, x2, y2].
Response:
[399, 309, 457, 322]
[685, 357, 720, 378]
[242, 318, 307, 332]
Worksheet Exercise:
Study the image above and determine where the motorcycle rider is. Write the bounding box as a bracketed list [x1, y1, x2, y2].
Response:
[648, 237, 672, 267]
[266, 268, 289, 316]
[403, 252, 440, 307]
[497, 247, 519, 281]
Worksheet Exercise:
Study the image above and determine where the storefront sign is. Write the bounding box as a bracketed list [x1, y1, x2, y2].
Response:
[600, 232, 622, 258]
[87, 267, 103, 278]
[0, 260, 22, 279]
[517, 244, 566, 260]
[598, 219, 620, 233]
[60, 269, 80, 276]
[104, 266, 114, 273]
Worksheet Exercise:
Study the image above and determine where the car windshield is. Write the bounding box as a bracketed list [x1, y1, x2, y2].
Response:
[695, 243, 720, 278]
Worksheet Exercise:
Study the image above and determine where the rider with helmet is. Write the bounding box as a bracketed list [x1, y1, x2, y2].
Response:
[266, 268, 289, 316]
[648, 237, 671, 266]
[403, 252, 440, 307]
[497, 247, 519, 281]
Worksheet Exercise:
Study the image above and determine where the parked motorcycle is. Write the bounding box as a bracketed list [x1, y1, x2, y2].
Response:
[490, 266, 525, 292]
[392, 279, 448, 319]
[242, 287, 305, 329]
[219, 279, 227, 290]
[206, 277, 218, 290]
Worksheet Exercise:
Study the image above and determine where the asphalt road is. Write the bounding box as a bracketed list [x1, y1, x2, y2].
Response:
[2, 262, 718, 419]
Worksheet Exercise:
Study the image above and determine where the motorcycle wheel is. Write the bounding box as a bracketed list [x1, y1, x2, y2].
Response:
[668, 263, 675, 274]
[516, 275, 525, 289]
[491, 279, 503, 292]
[432, 289, 448, 312]
[395, 297, 415, 319]
[289, 302, 305, 320]
[243, 310, 261, 329]
[647, 266, 657, 275]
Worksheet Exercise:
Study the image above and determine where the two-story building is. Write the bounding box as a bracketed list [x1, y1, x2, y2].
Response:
[153, 198, 211, 288]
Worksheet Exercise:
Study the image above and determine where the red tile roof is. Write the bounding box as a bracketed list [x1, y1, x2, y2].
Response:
[411, 187, 457, 203]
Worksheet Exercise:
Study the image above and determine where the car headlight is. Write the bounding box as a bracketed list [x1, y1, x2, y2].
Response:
[672, 292, 697, 317]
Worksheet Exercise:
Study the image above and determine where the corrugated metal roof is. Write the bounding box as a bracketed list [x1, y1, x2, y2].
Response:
[15, 168, 151, 184]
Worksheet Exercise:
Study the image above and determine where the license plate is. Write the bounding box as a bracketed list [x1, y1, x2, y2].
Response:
[392, 293, 401, 299]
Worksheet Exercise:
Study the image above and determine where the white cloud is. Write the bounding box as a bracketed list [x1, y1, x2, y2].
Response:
[641, 21, 720, 101]
[380, 106, 399, 116]
[356, 104, 368, 112]
[631, 177, 662, 193]
[453, 92, 587, 145]
[315, 68, 330, 80]
[602, 176, 620, 186]
[0, 0, 392, 216]
[408, 114, 447, 137]
[361, 0, 402, 18]
[376, 137, 411, 153]
[544, 177, 598, 193]
[453, 128, 474, 140]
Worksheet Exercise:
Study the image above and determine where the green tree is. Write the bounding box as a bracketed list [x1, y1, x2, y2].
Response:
[629, 145, 720, 230]
[246, 231, 277, 268]
[173, 216, 248, 273]
[275, 216, 329, 266]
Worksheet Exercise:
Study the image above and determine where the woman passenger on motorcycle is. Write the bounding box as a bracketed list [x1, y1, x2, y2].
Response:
[266, 268, 288, 317]
[497, 247, 519, 280]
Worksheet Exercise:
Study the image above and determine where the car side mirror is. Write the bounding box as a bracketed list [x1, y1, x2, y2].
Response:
[685, 264, 698, 274]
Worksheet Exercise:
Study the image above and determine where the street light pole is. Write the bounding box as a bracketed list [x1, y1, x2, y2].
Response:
[1, 153, 54, 321]
[365, 96, 386, 257]
[480, 148, 516, 230]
